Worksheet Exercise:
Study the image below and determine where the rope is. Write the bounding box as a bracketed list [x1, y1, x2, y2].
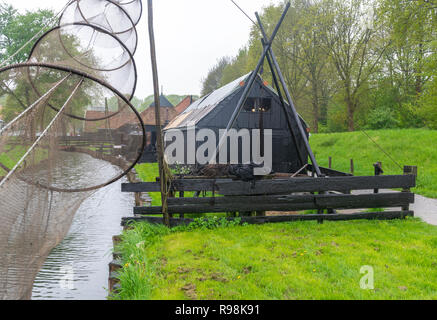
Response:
[0, 0, 73, 67]
[229, 0, 259, 27]
[360, 130, 403, 171]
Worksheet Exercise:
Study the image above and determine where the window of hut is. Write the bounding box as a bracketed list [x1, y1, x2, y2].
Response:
[243, 97, 256, 112]
[243, 97, 272, 112]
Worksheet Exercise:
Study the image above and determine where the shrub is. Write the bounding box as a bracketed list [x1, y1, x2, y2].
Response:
[365, 107, 399, 130]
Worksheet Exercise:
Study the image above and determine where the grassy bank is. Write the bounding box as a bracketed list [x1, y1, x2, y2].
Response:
[112, 218, 437, 300]
[0, 145, 48, 176]
[311, 129, 437, 198]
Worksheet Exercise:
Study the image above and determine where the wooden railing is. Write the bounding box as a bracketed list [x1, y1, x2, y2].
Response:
[121, 171, 417, 225]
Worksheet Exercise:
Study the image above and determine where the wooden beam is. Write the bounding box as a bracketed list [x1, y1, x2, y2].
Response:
[122, 210, 414, 227]
[147, 0, 170, 226]
[122, 175, 416, 195]
[134, 192, 414, 215]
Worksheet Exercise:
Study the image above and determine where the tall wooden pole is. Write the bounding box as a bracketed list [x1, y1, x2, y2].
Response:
[147, 0, 170, 226]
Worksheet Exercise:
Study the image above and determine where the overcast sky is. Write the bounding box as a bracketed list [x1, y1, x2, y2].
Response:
[6, 0, 279, 98]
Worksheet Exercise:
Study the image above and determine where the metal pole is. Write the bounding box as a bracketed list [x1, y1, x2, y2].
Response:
[256, 12, 322, 177]
[212, 2, 291, 162]
[148, 0, 170, 226]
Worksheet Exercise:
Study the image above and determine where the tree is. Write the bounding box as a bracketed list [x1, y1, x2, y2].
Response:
[378, 0, 436, 127]
[201, 57, 231, 96]
[320, 0, 388, 131]
[0, 4, 54, 64]
[220, 47, 251, 87]
[273, 0, 337, 133]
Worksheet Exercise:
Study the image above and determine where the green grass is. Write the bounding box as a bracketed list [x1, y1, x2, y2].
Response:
[135, 163, 161, 205]
[116, 129, 437, 300]
[0, 145, 29, 175]
[0, 145, 49, 176]
[112, 218, 437, 300]
[311, 129, 437, 198]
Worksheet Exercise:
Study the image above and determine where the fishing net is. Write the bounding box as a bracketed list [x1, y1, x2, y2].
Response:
[0, 0, 144, 300]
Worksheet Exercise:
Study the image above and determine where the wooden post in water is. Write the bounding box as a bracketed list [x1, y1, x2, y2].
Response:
[147, 0, 170, 226]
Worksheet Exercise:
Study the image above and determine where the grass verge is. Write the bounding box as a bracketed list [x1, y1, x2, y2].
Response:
[111, 218, 437, 300]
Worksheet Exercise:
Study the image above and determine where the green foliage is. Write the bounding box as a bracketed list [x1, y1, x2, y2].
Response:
[0, 4, 54, 64]
[220, 47, 251, 87]
[201, 57, 231, 96]
[170, 163, 191, 175]
[137, 94, 197, 112]
[184, 217, 243, 230]
[365, 107, 399, 130]
[414, 86, 437, 130]
[326, 102, 348, 132]
[112, 218, 437, 300]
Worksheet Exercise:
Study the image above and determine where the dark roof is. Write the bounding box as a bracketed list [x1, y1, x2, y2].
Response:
[149, 94, 174, 108]
[165, 73, 250, 129]
[165, 72, 308, 131]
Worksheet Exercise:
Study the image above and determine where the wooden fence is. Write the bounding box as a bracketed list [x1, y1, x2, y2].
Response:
[121, 169, 417, 226]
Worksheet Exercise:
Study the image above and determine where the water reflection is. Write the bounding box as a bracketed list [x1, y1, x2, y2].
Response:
[31, 157, 133, 300]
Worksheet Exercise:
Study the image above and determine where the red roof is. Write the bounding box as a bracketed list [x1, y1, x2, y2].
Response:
[84, 105, 179, 132]
[174, 96, 195, 114]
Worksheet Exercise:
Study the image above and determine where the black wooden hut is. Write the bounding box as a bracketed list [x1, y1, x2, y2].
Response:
[164, 72, 310, 173]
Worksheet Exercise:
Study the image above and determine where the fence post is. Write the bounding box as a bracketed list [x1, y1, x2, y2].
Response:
[179, 191, 185, 219]
[350, 159, 354, 175]
[329, 157, 332, 169]
[402, 166, 417, 216]
[373, 162, 383, 194]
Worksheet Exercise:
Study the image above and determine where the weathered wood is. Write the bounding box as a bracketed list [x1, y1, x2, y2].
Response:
[122, 211, 414, 227]
[133, 192, 414, 215]
[402, 165, 418, 211]
[148, 0, 170, 226]
[122, 178, 233, 193]
[109, 260, 122, 274]
[122, 175, 416, 195]
[404, 166, 418, 177]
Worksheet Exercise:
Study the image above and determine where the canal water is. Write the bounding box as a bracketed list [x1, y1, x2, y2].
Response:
[31, 157, 134, 300]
